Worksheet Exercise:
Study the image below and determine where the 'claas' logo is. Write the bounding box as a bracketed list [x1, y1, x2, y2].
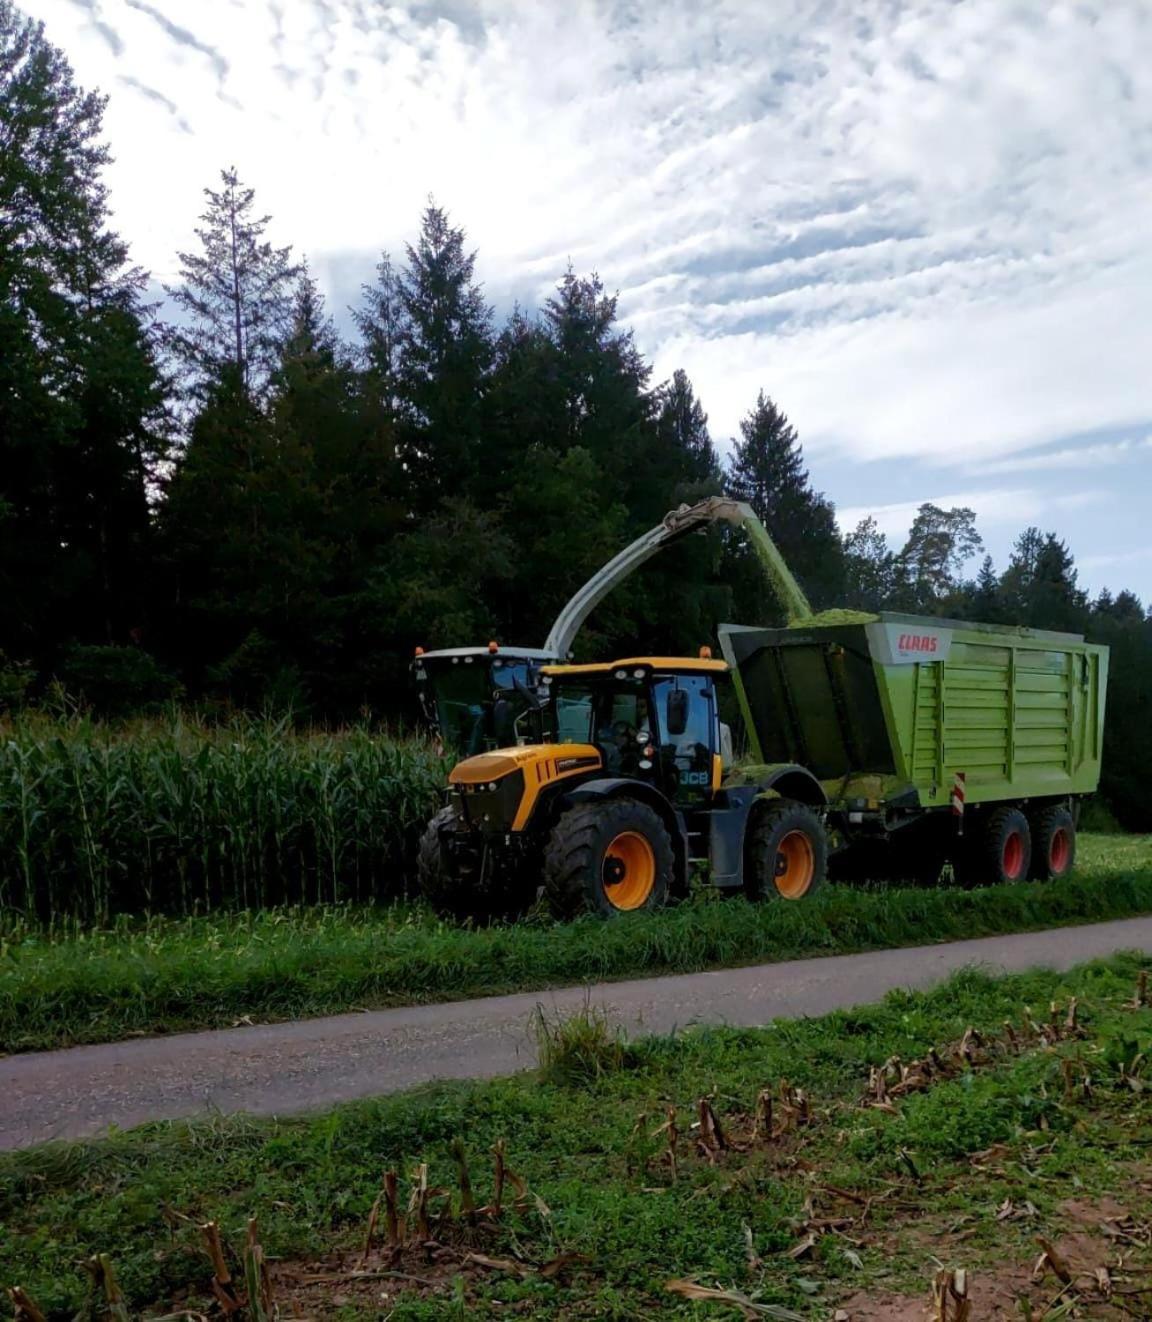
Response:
[898, 633, 938, 653]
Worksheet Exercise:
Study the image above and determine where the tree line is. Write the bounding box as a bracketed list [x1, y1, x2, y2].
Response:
[2, 2, 1149, 828]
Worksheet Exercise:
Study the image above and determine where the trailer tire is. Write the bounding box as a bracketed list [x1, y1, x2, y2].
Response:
[417, 805, 488, 921]
[746, 800, 827, 901]
[1029, 805, 1076, 881]
[543, 799, 673, 920]
[954, 806, 1032, 887]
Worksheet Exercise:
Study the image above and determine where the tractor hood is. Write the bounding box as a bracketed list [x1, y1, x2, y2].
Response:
[450, 743, 601, 786]
[449, 744, 602, 833]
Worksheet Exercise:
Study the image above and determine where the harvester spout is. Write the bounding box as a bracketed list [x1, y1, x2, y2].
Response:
[543, 495, 813, 659]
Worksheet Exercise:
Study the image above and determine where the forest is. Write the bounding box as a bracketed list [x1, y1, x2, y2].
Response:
[2, 1, 1149, 829]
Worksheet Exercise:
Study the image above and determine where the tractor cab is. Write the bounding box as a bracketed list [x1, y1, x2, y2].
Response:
[540, 655, 729, 806]
[412, 645, 557, 755]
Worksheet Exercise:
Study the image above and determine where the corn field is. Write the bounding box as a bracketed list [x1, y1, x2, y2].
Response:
[0, 714, 445, 923]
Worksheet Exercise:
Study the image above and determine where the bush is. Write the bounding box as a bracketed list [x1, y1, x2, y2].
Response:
[57, 645, 182, 716]
[0, 652, 34, 712]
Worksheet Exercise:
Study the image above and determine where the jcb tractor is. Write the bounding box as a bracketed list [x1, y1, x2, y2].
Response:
[418, 649, 829, 919]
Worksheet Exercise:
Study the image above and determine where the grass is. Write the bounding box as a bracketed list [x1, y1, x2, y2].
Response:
[2, 834, 1149, 1055]
[3, 953, 1150, 1319]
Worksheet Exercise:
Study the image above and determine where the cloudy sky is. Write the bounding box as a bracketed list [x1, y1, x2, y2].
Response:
[43, 0, 1152, 599]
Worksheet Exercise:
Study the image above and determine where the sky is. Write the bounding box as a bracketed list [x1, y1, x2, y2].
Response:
[41, 0, 1152, 600]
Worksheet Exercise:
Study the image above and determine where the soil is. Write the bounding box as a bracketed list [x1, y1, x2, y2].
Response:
[836, 1188, 1152, 1320]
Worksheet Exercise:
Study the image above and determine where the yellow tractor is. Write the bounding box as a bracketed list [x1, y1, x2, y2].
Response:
[417, 650, 828, 920]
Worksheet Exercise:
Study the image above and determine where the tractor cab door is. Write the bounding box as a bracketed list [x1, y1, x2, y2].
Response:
[651, 674, 718, 805]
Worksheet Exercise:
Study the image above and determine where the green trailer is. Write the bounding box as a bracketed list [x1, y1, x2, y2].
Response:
[720, 613, 1108, 884]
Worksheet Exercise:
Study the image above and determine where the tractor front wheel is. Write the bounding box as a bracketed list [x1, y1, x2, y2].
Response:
[417, 805, 488, 921]
[543, 799, 673, 920]
[745, 800, 828, 901]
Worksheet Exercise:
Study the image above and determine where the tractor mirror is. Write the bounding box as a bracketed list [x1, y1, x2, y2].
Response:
[665, 687, 689, 736]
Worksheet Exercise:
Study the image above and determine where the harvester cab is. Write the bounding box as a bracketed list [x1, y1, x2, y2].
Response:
[412, 645, 556, 755]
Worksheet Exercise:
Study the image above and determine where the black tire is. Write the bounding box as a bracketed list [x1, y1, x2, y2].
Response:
[542, 799, 673, 920]
[417, 804, 486, 920]
[745, 800, 827, 901]
[954, 806, 1032, 887]
[1029, 805, 1076, 880]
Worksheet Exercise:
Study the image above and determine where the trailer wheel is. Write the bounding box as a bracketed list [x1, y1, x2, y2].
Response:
[1029, 805, 1076, 880]
[543, 799, 673, 920]
[417, 805, 488, 920]
[746, 800, 827, 901]
[954, 806, 1032, 886]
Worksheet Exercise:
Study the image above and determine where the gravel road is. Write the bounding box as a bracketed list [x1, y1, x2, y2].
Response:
[3, 915, 1151, 1151]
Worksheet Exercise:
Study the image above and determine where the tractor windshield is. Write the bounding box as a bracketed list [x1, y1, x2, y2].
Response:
[549, 678, 653, 777]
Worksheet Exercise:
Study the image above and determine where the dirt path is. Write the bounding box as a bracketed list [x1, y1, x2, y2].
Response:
[4, 915, 1152, 1151]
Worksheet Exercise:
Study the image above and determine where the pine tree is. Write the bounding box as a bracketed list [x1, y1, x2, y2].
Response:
[354, 252, 406, 425]
[843, 516, 896, 610]
[396, 202, 492, 502]
[896, 504, 983, 607]
[970, 554, 1002, 621]
[0, 1, 166, 663]
[1027, 534, 1086, 632]
[999, 526, 1046, 619]
[543, 268, 655, 505]
[654, 369, 720, 491]
[165, 167, 299, 399]
[725, 391, 844, 611]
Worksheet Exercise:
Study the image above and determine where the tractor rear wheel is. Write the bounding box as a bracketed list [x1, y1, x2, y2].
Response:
[1028, 805, 1076, 880]
[542, 799, 673, 920]
[954, 806, 1032, 887]
[745, 800, 827, 901]
[417, 805, 487, 921]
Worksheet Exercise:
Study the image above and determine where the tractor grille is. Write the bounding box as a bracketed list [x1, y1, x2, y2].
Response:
[456, 769, 525, 832]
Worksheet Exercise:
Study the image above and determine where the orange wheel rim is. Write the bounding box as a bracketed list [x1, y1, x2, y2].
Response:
[602, 831, 656, 910]
[774, 830, 815, 899]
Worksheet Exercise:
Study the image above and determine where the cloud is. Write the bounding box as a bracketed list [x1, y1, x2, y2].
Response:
[117, 75, 192, 132]
[839, 487, 1105, 545]
[122, 0, 228, 82]
[1079, 547, 1152, 573]
[974, 435, 1152, 477]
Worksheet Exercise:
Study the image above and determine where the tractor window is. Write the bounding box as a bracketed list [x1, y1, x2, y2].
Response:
[652, 675, 715, 797]
[553, 687, 595, 744]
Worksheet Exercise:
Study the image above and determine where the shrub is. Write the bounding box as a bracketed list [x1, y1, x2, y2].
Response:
[57, 645, 182, 716]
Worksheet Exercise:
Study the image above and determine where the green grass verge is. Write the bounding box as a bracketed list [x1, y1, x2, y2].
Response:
[3, 953, 1150, 1319]
[2, 834, 1149, 1055]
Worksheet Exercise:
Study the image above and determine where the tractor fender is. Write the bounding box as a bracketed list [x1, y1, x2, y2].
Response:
[749, 763, 828, 808]
[560, 778, 690, 894]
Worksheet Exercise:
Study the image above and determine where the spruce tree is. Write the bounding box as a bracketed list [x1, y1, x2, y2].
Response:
[725, 391, 844, 611]
[396, 202, 492, 503]
[654, 369, 720, 491]
[0, 1, 166, 663]
[165, 167, 299, 399]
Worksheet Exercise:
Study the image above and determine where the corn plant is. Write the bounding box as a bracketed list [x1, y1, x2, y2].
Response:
[0, 713, 445, 923]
